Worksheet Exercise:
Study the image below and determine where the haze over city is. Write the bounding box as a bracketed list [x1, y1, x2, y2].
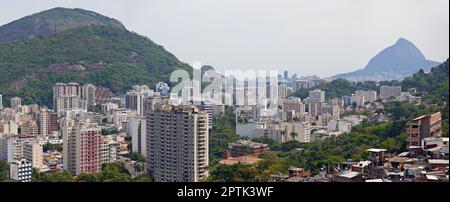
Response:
[0, 0, 448, 77]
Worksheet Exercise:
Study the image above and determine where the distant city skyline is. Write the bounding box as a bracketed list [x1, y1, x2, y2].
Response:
[0, 0, 448, 77]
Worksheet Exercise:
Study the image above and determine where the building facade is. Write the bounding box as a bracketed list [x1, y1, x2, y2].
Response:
[407, 112, 442, 148]
[9, 159, 32, 182]
[63, 121, 102, 176]
[146, 105, 209, 182]
[129, 117, 147, 158]
[380, 86, 401, 100]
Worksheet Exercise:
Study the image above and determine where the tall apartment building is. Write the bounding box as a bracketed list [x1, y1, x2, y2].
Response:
[0, 120, 18, 135]
[380, 86, 401, 100]
[341, 95, 353, 106]
[10, 97, 22, 108]
[82, 84, 96, 109]
[53, 83, 85, 115]
[9, 159, 32, 182]
[0, 94, 3, 109]
[37, 110, 49, 136]
[146, 105, 209, 182]
[283, 97, 305, 115]
[23, 141, 43, 170]
[125, 85, 154, 116]
[351, 94, 365, 107]
[407, 112, 442, 148]
[100, 139, 118, 164]
[308, 89, 325, 102]
[278, 83, 288, 99]
[126, 91, 143, 115]
[355, 90, 377, 103]
[293, 80, 310, 92]
[48, 112, 58, 134]
[0, 134, 36, 162]
[128, 117, 147, 158]
[323, 104, 341, 119]
[308, 101, 325, 118]
[20, 120, 39, 136]
[63, 121, 102, 176]
[280, 122, 311, 143]
[198, 104, 214, 131]
[143, 96, 169, 115]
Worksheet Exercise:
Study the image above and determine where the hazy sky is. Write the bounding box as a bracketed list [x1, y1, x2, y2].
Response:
[0, 0, 448, 77]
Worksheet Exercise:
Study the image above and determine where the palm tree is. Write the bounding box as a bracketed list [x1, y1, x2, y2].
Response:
[290, 131, 298, 141]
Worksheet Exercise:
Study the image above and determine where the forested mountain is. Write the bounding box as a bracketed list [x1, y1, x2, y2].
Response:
[0, 8, 191, 107]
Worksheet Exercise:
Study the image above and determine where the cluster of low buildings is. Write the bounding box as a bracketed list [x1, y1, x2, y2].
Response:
[269, 112, 448, 182]
[219, 140, 269, 165]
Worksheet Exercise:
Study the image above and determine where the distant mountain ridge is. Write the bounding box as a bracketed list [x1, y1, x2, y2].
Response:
[0, 7, 125, 44]
[333, 38, 440, 81]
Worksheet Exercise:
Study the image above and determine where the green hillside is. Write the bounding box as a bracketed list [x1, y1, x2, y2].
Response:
[402, 59, 449, 105]
[294, 59, 449, 105]
[0, 25, 191, 106]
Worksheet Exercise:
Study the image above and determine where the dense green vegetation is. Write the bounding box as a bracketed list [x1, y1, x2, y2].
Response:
[0, 160, 10, 182]
[402, 59, 449, 105]
[0, 25, 191, 107]
[129, 151, 146, 162]
[32, 170, 75, 182]
[209, 106, 240, 164]
[293, 59, 449, 103]
[31, 162, 153, 182]
[292, 79, 378, 99]
[42, 143, 63, 152]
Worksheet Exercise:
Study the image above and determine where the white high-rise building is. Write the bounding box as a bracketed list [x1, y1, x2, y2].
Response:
[278, 84, 288, 99]
[53, 83, 85, 115]
[355, 90, 377, 103]
[380, 86, 401, 100]
[125, 85, 154, 116]
[0, 120, 18, 135]
[9, 159, 32, 182]
[0, 94, 3, 109]
[0, 134, 36, 163]
[351, 94, 365, 107]
[23, 141, 43, 170]
[308, 101, 325, 118]
[280, 122, 311, 143]
[100, 139, 118, 164]
[128, 117, 147, 158]
[37, 110, 49, 136]
[146, 105, 209, 182]
[308, 89, 325, 103]
[82, 84, 96, 109]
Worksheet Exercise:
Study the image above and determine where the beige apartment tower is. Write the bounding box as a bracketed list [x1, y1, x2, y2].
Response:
[63, 120, 102, 176]
[146, 105, 209, 182]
